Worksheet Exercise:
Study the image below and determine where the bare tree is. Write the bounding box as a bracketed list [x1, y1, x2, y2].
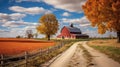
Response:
[26, 30, 33, 39]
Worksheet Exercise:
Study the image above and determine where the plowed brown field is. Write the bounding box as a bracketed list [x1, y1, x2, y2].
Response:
[0, 38, 55, 55]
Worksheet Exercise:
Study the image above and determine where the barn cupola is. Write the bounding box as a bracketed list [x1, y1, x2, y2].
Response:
[70, 23, 74, 27]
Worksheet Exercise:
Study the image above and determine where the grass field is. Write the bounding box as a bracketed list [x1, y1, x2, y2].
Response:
[0, 38, 55, 55]
[88, 39, 120, 63]
[88, 39, 120, 47]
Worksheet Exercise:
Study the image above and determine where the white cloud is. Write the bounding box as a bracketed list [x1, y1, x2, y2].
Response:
[79, 24, 90, 27]
[0, 24, 42, 38]
[0, 29, 9, 32]
[0, 25, 45, 38]
[0, 27, 25, 37]
[24, 26, 36, 30]
[15, 0, 42, 2]
[15, 0, 86, 13]
[0, 19, 8, 23]
[0, 12, 39, 37]
[0, 13, 11, 21]
[10, 13, 26, 20]
[61, 16, 90, 27]
[9, 6, 51, 15]
[0, 13, 37, 28]
[83, 29, 117, 38]
[43, 0, 86, 12]
[10, 27, 32, 36]
[78, 16, 90, 24]
[2, 20, 38, 27]
[0, 13, 26, 23]
[62, 12, 71, 16]
[44, 10, 52, 14]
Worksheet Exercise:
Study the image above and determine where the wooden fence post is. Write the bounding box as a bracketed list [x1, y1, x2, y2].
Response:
[58, 45, 60, 49]
[61, 42, 63, 47]
[40, 48, 43, 62]
[25, 52, 28, 67]
[60, 43, 62, 48]
[40, 48, 42, 56]
[51, 47, 53, 53]
[47, 48, 49, 58]
[1, 54, 4, 67]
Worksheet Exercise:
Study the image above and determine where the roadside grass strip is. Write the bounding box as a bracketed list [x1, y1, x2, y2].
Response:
[90, 45, 120, 63]
[29, 42, 74, 67]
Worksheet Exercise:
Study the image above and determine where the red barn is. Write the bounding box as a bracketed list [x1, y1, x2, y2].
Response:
[57, 24, 89, 39]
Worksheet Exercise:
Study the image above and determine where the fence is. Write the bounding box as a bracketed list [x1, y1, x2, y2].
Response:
[0, 42, 65, 67]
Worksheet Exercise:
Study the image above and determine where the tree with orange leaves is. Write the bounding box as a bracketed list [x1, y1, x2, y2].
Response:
[82, 0, 120, 42]
[36, 14, 59, 40]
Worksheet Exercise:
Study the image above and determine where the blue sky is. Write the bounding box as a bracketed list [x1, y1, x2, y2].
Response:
[0, 0, 116, 38]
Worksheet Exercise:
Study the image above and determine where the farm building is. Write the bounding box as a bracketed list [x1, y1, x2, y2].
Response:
[57, 24, 89, 39]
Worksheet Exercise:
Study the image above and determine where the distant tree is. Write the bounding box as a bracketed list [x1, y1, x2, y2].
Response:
[36, 14, 59, 40]
[34, 33, 38, 38]
[26, 30, 33, 39]
[16, 35, 21, 38]
[82, 0, 120, 42]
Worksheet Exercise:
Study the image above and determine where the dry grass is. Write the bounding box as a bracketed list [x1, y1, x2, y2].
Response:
[88, 39, 120, 63]
[88, 39, 120, 48]
[29, 42, 74, 67]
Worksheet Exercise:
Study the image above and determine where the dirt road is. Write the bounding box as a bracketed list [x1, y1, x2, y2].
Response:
[69, 41, 120, 67]
[49, 41, 120, 67]
[49, 42, 80, 67]
[82, 41, 120, 67]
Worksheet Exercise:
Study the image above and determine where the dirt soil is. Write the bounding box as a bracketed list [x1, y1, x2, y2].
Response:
[0, 38, 55, 55]
[68, 45, 87, 67]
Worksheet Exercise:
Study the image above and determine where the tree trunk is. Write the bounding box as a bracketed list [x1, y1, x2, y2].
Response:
[117, 31, 120, 43]
[47, 35, 50, 41]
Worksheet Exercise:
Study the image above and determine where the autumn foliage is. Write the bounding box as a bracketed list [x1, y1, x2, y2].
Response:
[82, 0, 120, 42]
[37, 14, 59, 40]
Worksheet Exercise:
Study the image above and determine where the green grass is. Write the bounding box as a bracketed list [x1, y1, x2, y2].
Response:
[90, 45, 120, 63]
[35, 38, 117, 42]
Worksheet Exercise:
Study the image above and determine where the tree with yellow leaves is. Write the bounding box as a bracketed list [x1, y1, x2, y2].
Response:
[82, 0, 120, 42]
[36, 14, 59, 40]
